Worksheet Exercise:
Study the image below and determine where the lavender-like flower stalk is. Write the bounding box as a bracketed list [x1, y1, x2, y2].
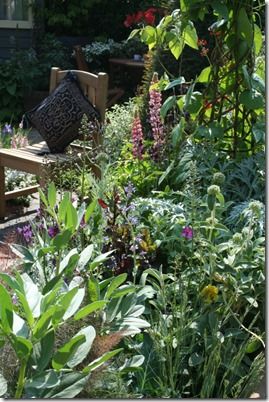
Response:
[132, 109, 144, 159]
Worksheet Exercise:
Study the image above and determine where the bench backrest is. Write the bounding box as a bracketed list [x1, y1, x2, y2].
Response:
[49, 67, 108, 123]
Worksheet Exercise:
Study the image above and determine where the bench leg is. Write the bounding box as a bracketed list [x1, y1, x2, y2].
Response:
[0, 166, 6, 219]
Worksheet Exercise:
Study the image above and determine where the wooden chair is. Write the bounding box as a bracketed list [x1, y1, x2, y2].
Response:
[0, 67, 108, 219]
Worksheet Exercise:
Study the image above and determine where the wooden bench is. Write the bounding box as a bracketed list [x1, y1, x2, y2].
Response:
[0, 67, 108, 219]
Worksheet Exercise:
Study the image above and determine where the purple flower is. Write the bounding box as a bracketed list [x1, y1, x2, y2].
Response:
[12, 294, 18, 305]
[121, 203, 135, 214]
[35, 208, 42, 218]
[124, 183, 135, 198]
[38, 222, 44, 231]
[129, 216, 139, 225]
[17, 224, 33, 243]
[132, 110, 144, 159]
[181, 226, 193, 239]
[48, 225, 59, 238]
[2, 123, 13, 135]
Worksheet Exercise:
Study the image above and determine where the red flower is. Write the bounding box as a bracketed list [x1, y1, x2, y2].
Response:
[98, 198, 109, 209]
[144, 9, 156, 25]
[146, 7, 157, 14]
[124, 13, 135, 28]
[134, 10, 144, 24]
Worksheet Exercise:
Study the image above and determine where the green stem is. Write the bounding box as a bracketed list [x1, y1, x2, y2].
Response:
[209, 203, 216, 277]
[208, 205, 216, 243]
[55, 251, 61, 276]
[130, 225, 138, 285]
[15, 360, 27, 398]
[43, 255, 48, 284]
[223, 292, 265, 348]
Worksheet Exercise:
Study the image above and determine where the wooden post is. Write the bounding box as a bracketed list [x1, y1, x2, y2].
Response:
[49, 67, 60, 94]
[95, 72, 108, 148]
[96, 73, 108, 124]
[0, 166, 6, 218]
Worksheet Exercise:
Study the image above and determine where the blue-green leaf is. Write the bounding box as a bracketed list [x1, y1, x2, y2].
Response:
[83, 348, 123, 374]
[238, 8, 253, 47]
[0, 284, 14, 334]
[74, 300, 107, 320]
[188, 352, 204, 367]
[239, 89, 264, 109]
[48, 182, 57, 209]
[105, 273, 127, 299]
[52, 335, 86, 370]
[0, 373, 7, 396]
[85, 199, 97, 223]
[67, 326, 96, 368]
[160, 95, 177, 119]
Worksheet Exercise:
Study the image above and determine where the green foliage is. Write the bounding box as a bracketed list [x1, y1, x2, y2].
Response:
[34, 33, 73, 90]
[0, 272, 118, 398]
[104, 98, 136, 162]
[83, 39, 123, 71]
[0, 34, 72, 121]
[125, 259, 265, 398]
[0, 238, 152, 397]
[114, 144, 162, 196]
[131, 0, 265, 158]
[1, 0, 265, 398]
[37, 0, 103, 35]
[131, 10, 198, 58]
[0, 49, 37, 121]
[82, 38, 147, 75]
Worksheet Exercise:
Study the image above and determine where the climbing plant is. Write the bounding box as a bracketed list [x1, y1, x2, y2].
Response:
[130, 0, 265, 158]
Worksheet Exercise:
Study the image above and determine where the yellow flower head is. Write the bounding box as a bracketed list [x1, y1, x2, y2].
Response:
[200, 285, 219, 304]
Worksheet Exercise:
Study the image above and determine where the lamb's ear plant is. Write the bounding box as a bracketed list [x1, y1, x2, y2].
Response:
[0, 272, 123, 398]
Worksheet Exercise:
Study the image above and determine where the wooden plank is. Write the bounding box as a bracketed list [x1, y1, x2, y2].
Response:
[96, 73, 108, 123]
[49, 67, 60, 93]
[0, 154, 42, 174]
[0, 147, 71, 164]
[5, 185, 40, 200]
[0, 148, 45, 162]
[0, 147, 44, 159]
[56, 70, 100, 90]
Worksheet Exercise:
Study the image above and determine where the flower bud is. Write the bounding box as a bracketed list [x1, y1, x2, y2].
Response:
[207, 185, 221, 196]
[213, 172, 225, 185]
[248, 201, 263, 216]
[232, 233, 242, 244]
